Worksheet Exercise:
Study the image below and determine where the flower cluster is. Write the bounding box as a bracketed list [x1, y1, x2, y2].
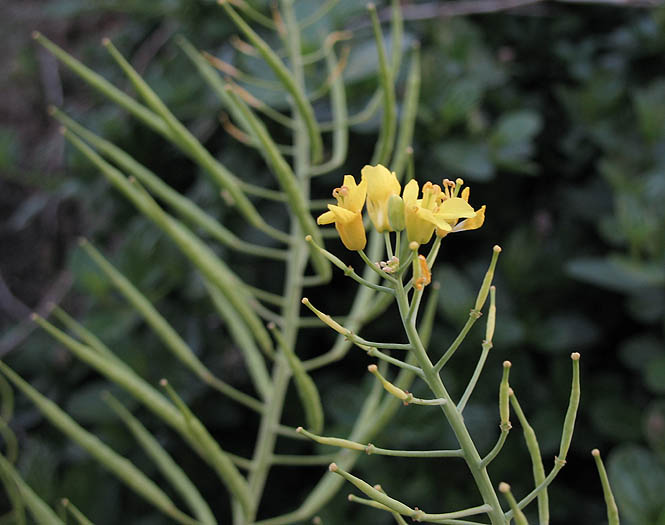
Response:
[317, 164, 486, 251]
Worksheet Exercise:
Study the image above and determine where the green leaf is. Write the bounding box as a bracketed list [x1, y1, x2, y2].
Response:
[618, 334, 663, 372]
[590, 396, 642, 441]
[608, 445, 665, 525]
[644, 356, 665, 395]
[645, 401, 665, 462]
[491, 110, 543, 147]
[634, 79, 665, 142]
[435, 264, 475, 324]
[566, 255, 665, 293]
[433, 141, 494, 182]
[534, 314, 599, 355]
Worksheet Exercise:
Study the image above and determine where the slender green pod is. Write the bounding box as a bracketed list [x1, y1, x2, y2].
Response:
[103, 392, 217, 525]
[368, 4, 397, 166]
[499, 482, 528, 525]
[32, 314, 184, 429]
[0, 453, 63, 525]
[100, 39, 289, 243]
[32, 33, 170, 137]
[269, 324, 324, 433]
[309, 38, 348, 176]
[391, 44, 421, 179]
[475, 245, 502, 312]
[558, 353, 581, 461]
[79, 239, 270, 405]
[62, 129, 273, 354]
[218, 0, 323, 162]
[31, 313, 252, 516]
[204, 279, 273, 400]
[0, 362, 197, 525]
[486, 286, 497, 344]
[0, 415, 18, 464]
[40, 31, 286, 244]
[51, 107, 287, 261]
[159, 379, 253, 520]
[500, 361, 511, 428]
[510, 389, 548, 523]
[60, 499, 94, 525]
[49, 304, 118, 362]
[328, 463, 414, 517]
[591, 449, 620, 525]
[223, 86, 330, 281]
[0, 372, 14, 422]
[175, 36, 255, 136]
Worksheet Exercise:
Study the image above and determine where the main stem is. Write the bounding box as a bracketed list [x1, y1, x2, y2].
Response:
[243, 3, 311, 522]
[394, 283, 506, 525]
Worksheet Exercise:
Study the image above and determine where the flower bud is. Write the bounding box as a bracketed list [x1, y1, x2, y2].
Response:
[387, 194, 406, 231]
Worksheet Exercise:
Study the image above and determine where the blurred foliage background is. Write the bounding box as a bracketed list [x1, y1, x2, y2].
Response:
[1, 0, 664, 523]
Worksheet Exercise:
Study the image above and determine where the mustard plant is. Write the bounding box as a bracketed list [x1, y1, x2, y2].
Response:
[0, 2, 619, 524]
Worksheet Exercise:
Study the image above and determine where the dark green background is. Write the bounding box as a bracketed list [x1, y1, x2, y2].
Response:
[1, 1, 664, 523]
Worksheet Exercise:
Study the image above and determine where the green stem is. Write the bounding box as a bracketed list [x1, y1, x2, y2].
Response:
[244, 3, 313, 520]
[394, 283, 505, 525]
[457, 342, 493, 413]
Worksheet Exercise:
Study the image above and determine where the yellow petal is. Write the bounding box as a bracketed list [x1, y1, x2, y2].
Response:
[454, 205, 486, 232]
[362, 164, 401, 233]
[402, 179, 419, 206]
[436, 197, 475, 220]
[317, 210, 336, 225]
[336, 213, 366, 251]
[327, 204, 358, 225]
[417, 208, 452, 232]
[362, 164, 401, 200]
[340, 175, 367, 212]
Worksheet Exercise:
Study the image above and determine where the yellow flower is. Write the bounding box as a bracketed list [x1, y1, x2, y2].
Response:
[361, 164, 401, 233]
[435, 185, 486, 238]
[403, 180, 442, 244]
[317, 175, 367, 251]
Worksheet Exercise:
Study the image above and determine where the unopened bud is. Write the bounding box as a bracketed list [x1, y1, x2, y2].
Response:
[387, 194, 405, 231]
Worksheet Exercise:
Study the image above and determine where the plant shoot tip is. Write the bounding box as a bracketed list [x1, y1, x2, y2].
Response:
[267, 322, 276, 330]
[301, 297, 309, 305]
[408, 241, 419, 251]
[159, 378, 169, 386]
[503, 360, 512, 368]
[305, 235, 313, 242]
[77, 236, 88, 246]
[498, 482, 511, 493]
[406, 145, 414, 154]
[32, 30, 41, 40]
[347, 494, 353, 501]
[47, 105, 56, 115]
[367, 364, 378, 373]
[366, 2, 376, 11]
[508, 387, 514, 396]
[571, 352, 581, 361]
[493, 245, 502, 253]
[591, 448, 600, 456]
[296, 426, 303, 433]
[30, 312, 39, 321]
[58, 126, 66, 135]
[61, 497, 69, 505]
[329, 462, 338, 472]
